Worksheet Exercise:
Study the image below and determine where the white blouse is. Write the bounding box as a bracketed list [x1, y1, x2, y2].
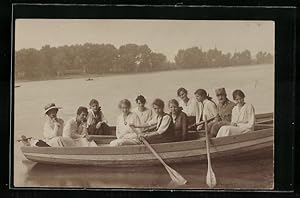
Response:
[148, 114, 172, 135]
[179, 98, 200, 119]
[132, 107, 153, 124]
[202, 99, 218, 121]
[232, 103, 255, 130]
[63, 117, 85, 139]
[116, 112, 141, 139]
[43, 117, 64, 139]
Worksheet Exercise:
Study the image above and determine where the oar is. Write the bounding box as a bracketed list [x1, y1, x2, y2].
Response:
[131, 127, 187, 185]
[204, 115, 217, 188]
[188, 117, 215, 130]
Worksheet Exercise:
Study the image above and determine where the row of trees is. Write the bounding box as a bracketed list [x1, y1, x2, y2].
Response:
[174, 47, 273, 69]
[15, 43, 273, 80]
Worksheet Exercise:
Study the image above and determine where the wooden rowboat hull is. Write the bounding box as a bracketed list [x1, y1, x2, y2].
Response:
[21, 132, 273, 167]
[21, 113, 274, 167]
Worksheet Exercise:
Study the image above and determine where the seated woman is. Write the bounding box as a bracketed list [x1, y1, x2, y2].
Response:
[43, 103, 74, 147]
[87, 99, 110, 135]
[133, 95, 153, 125]
[168, 99, 188, 141]
[109, 99, 142, 146]
[177, 87, 200, 128]
[131, 98, 174, 144]
[63, 106, 97, 147]
[194, 89, 218, 130]
[216, 89, 255, 138]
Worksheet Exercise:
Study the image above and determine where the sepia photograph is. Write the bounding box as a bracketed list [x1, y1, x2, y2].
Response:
[14, 19, 274, 189]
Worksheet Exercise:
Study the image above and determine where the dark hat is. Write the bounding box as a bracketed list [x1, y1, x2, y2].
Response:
[44, 103, 62, 114]
[215, 88, 227, 96]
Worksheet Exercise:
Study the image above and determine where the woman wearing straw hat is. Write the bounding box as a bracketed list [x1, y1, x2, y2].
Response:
[43, 103, 69, 147]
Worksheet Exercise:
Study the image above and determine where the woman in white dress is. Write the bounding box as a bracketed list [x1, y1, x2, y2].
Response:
[177, 87, 200, 128]
[43, 103, 75, 147]
[217, 90, 255, 137]
[194, 89, 218, 130]
[132, 95, 153, 124]
[110, 99, 142, 146]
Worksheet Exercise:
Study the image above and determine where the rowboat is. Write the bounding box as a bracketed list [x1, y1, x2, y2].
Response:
[21, 113, 273, 167]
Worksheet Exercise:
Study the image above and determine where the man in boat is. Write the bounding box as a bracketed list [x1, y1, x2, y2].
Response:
[63, 106, 97, 147]
[208, 88, 236, 137]
[87, 99, 110, 135]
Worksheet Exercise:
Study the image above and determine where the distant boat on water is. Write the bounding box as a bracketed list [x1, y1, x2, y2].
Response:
[86, 78, 94, 81]
[15, 85, 21, 88]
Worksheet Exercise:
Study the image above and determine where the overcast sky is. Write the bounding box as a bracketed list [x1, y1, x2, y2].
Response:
[15, 19, 274, 61]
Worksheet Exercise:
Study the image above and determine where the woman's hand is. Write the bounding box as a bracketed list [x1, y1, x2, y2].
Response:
[85, 135, 93, 141]
[231, 122, 237, 126]
[196, 124, 203, 131]
[96, 122, 102, 129]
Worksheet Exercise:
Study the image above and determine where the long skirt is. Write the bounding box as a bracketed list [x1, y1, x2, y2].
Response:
[209, 121, 231, 137]
[216, 126, 251, 138]
[109, 138, 141, 146]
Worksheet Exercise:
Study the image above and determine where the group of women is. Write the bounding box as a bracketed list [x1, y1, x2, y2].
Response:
[110, 87, 255, 146]
[40, 87, 255, 147]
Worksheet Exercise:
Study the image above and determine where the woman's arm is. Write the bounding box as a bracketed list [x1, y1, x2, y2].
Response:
[130, 116, 157, 129]
[100, 111, 108, 124]
[195, 101, 203, 124]
[43, 120, 56, 139]
[63, 120, 85, 139]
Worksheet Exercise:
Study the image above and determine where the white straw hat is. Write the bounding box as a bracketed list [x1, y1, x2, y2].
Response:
[44, 103, 62, 114]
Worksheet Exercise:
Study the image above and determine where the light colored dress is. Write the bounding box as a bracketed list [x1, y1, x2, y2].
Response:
[132, 107, 153, 124]
[216, 103, 255, 138]
[202, 99, 218, 121]
[110, 112, 142, 146]
[179, 98, 201, 123]
[43, 117, 74, 147]
[63, 117, 97, 147]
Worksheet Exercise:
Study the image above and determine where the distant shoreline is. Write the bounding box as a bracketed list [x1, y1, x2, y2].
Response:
[15, 63, 272, 84]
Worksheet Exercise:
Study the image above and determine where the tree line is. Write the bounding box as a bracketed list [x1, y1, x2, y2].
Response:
[15, 43, 273, 80]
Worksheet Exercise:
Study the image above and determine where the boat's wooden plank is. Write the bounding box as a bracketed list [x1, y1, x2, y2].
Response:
[24, 141, 273, 167]
[21, 128, 273, 155]
[255, 112, 273, 119]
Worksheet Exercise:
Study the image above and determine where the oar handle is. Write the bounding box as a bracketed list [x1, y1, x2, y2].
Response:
[188, 117, 215, 129]
[204, 116, 212, 162]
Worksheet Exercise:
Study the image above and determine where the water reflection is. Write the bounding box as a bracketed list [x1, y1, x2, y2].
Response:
[25, 162, 172, 188]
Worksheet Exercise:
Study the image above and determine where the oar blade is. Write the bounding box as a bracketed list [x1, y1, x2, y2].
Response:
[206, 167, 217, 188]
[165, 165, 187, 185]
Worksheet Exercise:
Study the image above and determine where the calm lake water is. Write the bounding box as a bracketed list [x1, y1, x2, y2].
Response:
[14, 64, 274, 189]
